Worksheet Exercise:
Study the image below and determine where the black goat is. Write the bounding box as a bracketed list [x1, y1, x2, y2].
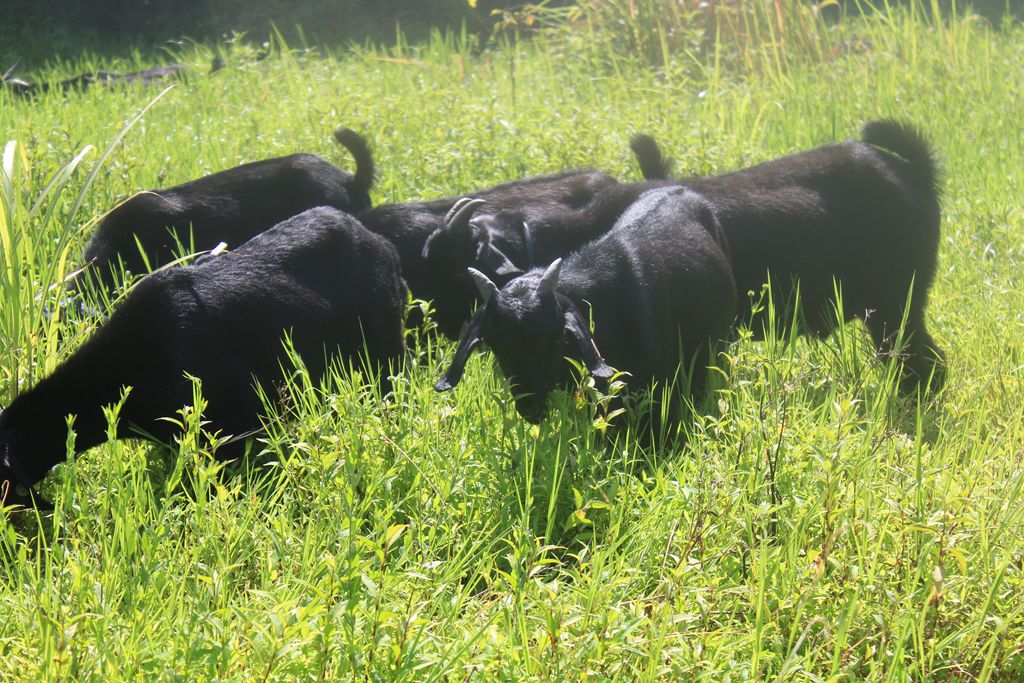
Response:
[634, 120, 946, 390]
[1, 207, 405, 509]
[361, 142, 671, 339]
[436, 187, 737, 424]
[2, 62, 188, 97]
[76, 126, 374, 299]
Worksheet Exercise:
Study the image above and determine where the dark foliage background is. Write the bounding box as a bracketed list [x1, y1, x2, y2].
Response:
[2, 0, 1017, 73]
[1, 0, 529, 67]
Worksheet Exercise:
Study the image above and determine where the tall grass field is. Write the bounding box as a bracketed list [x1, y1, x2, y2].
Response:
[2, 3, 1023, 679]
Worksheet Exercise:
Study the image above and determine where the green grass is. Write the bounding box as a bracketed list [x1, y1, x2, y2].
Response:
[2, 3, 1024, 679]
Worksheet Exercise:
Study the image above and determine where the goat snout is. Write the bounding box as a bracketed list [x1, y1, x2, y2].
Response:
[514, 394, 548, 424]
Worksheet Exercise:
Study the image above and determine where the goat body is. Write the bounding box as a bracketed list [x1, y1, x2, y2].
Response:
[437, 186, 737, 424]
[77, 127, 374, 298]
[363, 142, 671, 338]
[1, 207, 405, 507]
[636, 120, 945, 388]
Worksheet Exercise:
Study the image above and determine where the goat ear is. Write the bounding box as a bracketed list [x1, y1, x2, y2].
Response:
[467, 267, 499, 304]
[466, 213, 524, 277]
[537, 258, 562, 297]
[435, 307, 486, 392]
[521, 221, 535, 269]
[476, 239, 523, 278]
[564, 305, 614, 379]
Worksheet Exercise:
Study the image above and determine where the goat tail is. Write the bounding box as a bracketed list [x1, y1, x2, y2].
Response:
[861, 119, 941, 196]
[629, 133, 674, 180]
[333, 126, 375, 194]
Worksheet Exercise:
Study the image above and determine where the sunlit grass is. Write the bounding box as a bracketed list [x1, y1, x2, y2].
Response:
[1, 2, 1023, 679]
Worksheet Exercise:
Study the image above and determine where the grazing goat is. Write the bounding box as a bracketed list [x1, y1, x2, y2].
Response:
[2, 62, 188, 96]
[1, 207, 404, 509]
[362, 141, 671, 338]
[76, 126, 374, 299]
[633, 120, 946, 390]
[436, 187, 737, 424]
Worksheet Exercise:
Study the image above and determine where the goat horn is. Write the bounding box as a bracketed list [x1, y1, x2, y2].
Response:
[2, 61, 19, 80]
[444, 197, 485, 228]
[467, 267, 499, 304]
[537, 258, 562, 296]
[443, 197, 473, 224]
